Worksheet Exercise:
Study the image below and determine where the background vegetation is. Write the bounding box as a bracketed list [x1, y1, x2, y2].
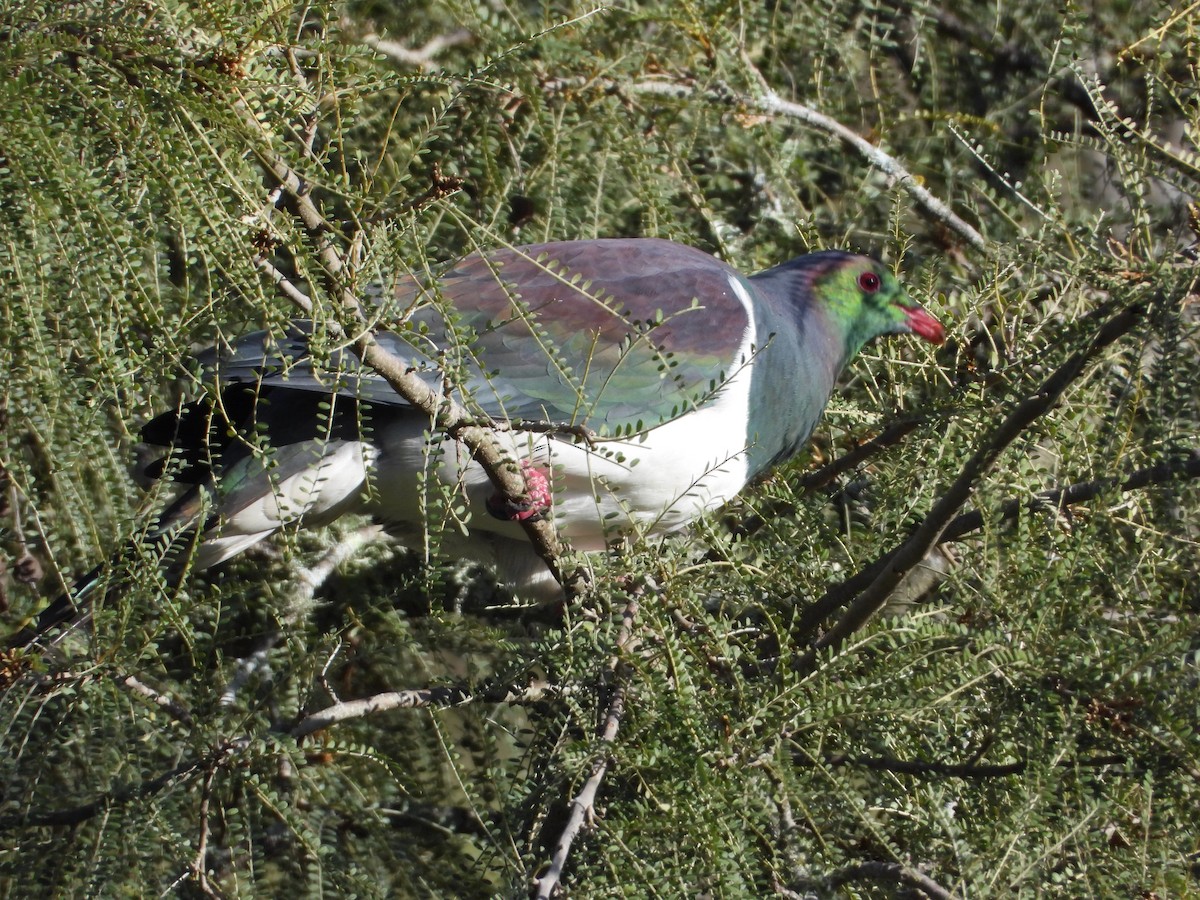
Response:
[1, 0, 1197, 896]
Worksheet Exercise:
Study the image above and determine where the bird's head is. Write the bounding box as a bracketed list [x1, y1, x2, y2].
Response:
[816, 255, 945, 355]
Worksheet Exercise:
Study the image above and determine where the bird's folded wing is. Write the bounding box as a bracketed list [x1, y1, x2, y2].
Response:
[199, 239, 752, 438]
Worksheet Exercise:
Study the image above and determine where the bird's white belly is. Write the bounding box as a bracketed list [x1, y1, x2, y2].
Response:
[536, 388, 755, 547]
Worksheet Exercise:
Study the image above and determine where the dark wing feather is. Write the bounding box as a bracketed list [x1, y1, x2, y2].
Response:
[140, 384, 369, 486]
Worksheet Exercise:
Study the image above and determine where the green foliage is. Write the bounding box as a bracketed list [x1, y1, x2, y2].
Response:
[1, 0, 1198, 897]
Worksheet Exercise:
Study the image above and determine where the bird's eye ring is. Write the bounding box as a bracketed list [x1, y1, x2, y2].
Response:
[858, 271, 882, 293]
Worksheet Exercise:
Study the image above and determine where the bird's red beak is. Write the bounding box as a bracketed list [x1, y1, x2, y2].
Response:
[902, 304, 946, 344]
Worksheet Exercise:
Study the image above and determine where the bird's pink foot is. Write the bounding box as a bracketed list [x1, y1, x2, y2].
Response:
[486, 461, 552, 522]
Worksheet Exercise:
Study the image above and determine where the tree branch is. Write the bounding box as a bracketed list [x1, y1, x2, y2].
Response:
[0, 740, 244, 831]
[119, 673, 194, 726]
[291, 678, 563, 738]
[940, 449, 1200, 544]
[191, 764, 221, 897]
[796, 299, 1148, 664]
[2, 674, 564, 832]
[794, 751, 1132, 778]
[357, 27, 473, 70]
[793, 446, 1200, 639]
[243, 112, 574, 594]
[823, 861, 962, 900]
[796, 412, 931, 493]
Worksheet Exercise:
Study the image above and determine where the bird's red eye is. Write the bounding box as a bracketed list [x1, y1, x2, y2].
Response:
[858, 271, 882, 293]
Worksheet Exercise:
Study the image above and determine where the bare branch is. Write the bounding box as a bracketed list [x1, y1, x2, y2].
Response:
[4, 671, 564, 832]
[793, 750, 1133, 778]
[191, 765, 222, 898]
[534, 590, 643, 899]
[358, 28, 474, 70]
[823, 861, 962, 900]
[940, 448, 1200, 544]
[252, 255, 313, 313]
[119, 674, 194, 726]
[291, 678, 563, 739]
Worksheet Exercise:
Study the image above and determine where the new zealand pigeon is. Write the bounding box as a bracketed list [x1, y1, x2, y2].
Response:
[15, 238, 944, 643]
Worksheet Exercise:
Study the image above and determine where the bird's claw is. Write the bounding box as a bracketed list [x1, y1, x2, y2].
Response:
[487, 461, 552, 522]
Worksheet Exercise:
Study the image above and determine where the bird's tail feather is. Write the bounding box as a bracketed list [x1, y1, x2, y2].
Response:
[6, 486, 210, 650]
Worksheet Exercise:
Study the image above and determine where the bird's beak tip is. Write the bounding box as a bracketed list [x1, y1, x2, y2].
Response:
[903, 305, 946, 345]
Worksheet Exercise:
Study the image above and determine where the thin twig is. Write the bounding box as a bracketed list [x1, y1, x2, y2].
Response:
[533, 590, 643, 899]
[119, 674, 194, 725]
[215, 509, 387, 710]
[795, 413, 931, 492]
[209, 525, 384, 710]
[628, 61, 987, 252]
[291, 678, 562, 738]
[219, 642, 275, 708]
[191, 765, 222, 897]
[291, 523, 390, 621]
[358, 28, 474, 70]
[792, 750, 1130, 778]
[823, 861, 962, 900]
